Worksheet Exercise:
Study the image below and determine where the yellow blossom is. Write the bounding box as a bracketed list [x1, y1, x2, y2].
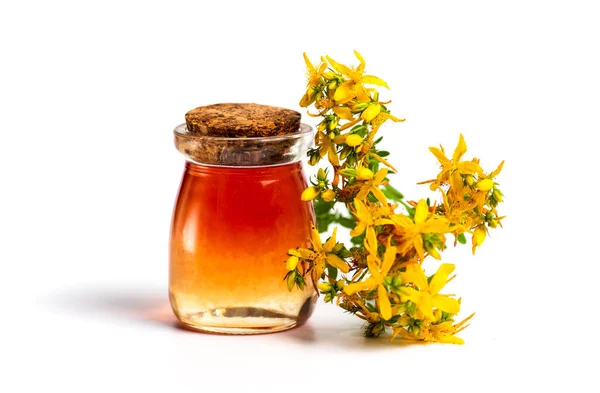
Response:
[350, 199, 392, 237]
[391, 199, 449, 261]
[295, 226, 350, 286]
[427, 134, 483, 192]
[399, 263, 460, 320]
[355, 166, 388, 205]
[344, 228, 396, 320]
[327, 51, 389, 104]
[300, 53, 327, 107]
[315, 131, 340, 166]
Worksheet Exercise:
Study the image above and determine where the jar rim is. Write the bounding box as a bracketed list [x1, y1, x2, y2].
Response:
[173, 123, 314, 142]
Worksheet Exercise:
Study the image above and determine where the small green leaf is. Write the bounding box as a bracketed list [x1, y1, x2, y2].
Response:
[327, 265, 338, 280]
[381, 184, 404, 202]
[457, 233, 467, 244]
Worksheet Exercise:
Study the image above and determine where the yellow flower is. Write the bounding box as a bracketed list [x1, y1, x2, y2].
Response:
[315, 131, 340, 166]
[296, 226, 349, 285]
[326, 50, 389, 104]
[427, 134, 483, 192]
[299, 53, 327, 107]
[399, 263, 460, 320]
[391, 199, 449, 261]
[332, 106, 354, 121]
[391, 313, 473, 344]
[355, 166, 388, 205]
[344, 228, 397, 320]
[350, 199, 392, 237]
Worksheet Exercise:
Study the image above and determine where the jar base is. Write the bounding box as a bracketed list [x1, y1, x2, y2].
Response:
[174, 304, 313, 335]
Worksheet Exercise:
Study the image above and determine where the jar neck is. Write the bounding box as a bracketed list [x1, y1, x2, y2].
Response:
[184, 160, 304, 177]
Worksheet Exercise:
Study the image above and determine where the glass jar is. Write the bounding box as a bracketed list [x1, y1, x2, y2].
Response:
[169, 123, 316, 334]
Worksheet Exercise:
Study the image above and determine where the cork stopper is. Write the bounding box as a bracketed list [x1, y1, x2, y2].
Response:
[175, 103, 312, 167]
[185, 103, 301, 138]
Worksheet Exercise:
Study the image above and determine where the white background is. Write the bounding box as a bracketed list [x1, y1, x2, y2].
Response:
[1, 1, 598, 392]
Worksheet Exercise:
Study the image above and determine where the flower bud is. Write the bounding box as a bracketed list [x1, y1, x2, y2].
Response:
[317, 168, 327, 181]
[287, 271, 297, 291]
[308, 153, 321, 166]
[335, 280, 345, 291]
[321, 189, 336, 202]
[345, 134, 363, 147]
[328, 117, 338, 130]
[317, 122, 327, 132]
[493, 189, 503, 202]
[286, 256, 299, 271]
[476, 178, 494, 191]
[465, 174, 475, 187]
[356, 167, 374, 180]
[301, 186, 320, 201]
[318, 282, 332, 292]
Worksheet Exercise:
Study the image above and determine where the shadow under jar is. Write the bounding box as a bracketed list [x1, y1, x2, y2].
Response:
[170, 123, 317, 334]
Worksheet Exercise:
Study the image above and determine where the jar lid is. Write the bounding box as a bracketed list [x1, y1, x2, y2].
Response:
[185, 103, 302, 138]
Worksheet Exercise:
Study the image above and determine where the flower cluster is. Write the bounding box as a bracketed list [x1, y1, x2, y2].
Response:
[285, 51, 505, 344]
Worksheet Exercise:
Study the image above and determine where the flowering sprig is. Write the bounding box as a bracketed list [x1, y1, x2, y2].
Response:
[285, 51, 505, 344]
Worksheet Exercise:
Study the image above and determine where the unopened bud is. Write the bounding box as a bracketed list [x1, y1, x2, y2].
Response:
[318, 282, 332, 292]
[286, 256, 299, 271]
[476, 178, 494, 192]
[321, 189, 336, 202]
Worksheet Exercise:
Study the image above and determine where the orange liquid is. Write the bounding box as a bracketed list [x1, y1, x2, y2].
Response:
[169, 161, 316, 333]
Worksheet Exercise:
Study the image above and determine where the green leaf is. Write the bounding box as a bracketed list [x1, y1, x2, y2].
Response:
[457, 233, 467, 244]
[327, 265, 338, 280]
[381, 184, 404, 202]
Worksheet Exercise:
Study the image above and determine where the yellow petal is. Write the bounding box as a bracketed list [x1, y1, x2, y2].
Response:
[381, 246, 396, 275]
[332, 106, 354, 121]
[301, 186, 320, 201]
[323, 227, 338, 252]
[327, 145, 340, 166]
[361, 104, 381, 123]
[373, 168, 388, 184]
[365, 226, 378, 255]
[378, 285, 392, 320]
[326, 253, 349, 273]
[345, 134, 363, 147]
[354, 50, 366, 74]
[401, 263, 428, 290]
[453, 134, 467, 162]
[311, 226, 322, 252]
[326, 55, 353, 77]
[476, 178, 494, 191]
[349, 222, 366, 237]
[472, 226, 487, 254]
[429, 263, 455, 295]
[370, 186, 388, 206]
[355, 187, 369, 201]
[303, 52, 315, 73]
[429, 146, 449, 165]
[414, 199, 428, 224]
[432, 295, 461, 314]
[361, 75, 390, 89]
[333, 80, 355, 103]
[344, 278, 377, 295]
[491, 160, 505, 178]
